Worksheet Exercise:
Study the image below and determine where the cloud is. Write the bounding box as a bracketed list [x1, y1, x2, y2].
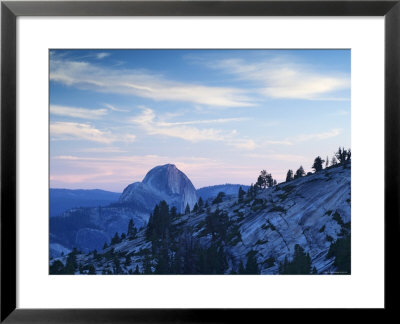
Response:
[158, 117, 248, 126]
[96, 52, 110, 59]
[257, 129, 342, 148]
[294, 128, 342, 142]
[228, 139, 257, 150]
[50, 58, 253, 107]
[246, 153, 308, 163]
[206, 58, 350, 101]
[104, 103, 129, 112]
[330, 110, 350, 116]
[79, 147, 128, 153]
[131, 107, 256, 150]
[50, 105, 108, 119]
[50, 122, 136, 144]
[51, 154, 223, 187]
[264, 139, 293, 146]
[131, 108, 228, 142]
[50, 172, 115, 184]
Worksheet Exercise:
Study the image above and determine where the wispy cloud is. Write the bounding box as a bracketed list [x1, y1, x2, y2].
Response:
[131, 108, 230, 142]
[51, 154, 223, 187]
[229, 138, 257, 150]
[204, 58, 350, 101]
[264, 139, 294, 146]
[96, 52, 110, 59]
[246, 153, 308, 163]
[79, 147, 128, 153]
[131, 107, 256, 150]
[50, 172, 115, 184]
[104, 103, 129, 112]
[158, 117, 248, 126]
[50, 105, 108, 119]
[294, 128, 342, 142]
[50, 122, 135, 144]
[259, 129, 342, 148]
[50, 58, 253, 107]
[330, 110, 350, 116]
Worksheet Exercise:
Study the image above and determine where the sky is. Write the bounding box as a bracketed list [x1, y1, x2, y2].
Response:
[49, 49, 351, 192]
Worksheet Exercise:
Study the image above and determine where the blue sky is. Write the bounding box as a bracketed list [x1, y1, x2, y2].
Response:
[49, 49, 350, 192]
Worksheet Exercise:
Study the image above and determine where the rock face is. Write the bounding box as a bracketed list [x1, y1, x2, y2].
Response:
[196, 184, 250, 202]
[119, 164, 197, 214]
[50, 164, 198, 255]
[60, 162, 351, 275]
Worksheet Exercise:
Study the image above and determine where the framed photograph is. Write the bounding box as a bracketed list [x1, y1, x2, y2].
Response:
[1, 0, 399, 321]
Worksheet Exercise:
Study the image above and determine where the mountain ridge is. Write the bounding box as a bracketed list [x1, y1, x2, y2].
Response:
[119, 164, 197, 213]
[50, 162, 351, 274]
[49, 188, 121, 217]
[51, 164, 204, 255]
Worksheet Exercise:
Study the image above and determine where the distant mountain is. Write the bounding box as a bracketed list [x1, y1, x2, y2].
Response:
[119, 164, 197, 213]
[197, 184, 250, 202]
[52, 162, 351, 275]
[50, 205, 148, 255]
[50, 164, 197, 255]
[49, 189, 121, 217]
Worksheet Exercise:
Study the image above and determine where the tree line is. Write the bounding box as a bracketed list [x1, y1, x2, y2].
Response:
[286, 147, 351, 183]
[143, 201, 260, 274]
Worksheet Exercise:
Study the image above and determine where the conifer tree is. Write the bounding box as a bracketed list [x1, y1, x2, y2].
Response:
[112, 257, 122, 274]
[326, 233, 351, 273]
[155, 243, 170, 274]
[192, 203, 199, 213]
[92, 249, 98, 258]
[125, 254, 132, 267]
[49, 260, 65, 274]
[127, 219, 136, 238]
[312, 156, 325, 172]
[88, 264, 96, 275]
[335, 147, 350, 163]
[212, 192, 226, 204]
[238, 186, 246, 203]
[111, 232, 121, 245]
[185, 203, 191, 215]
[245, 250, 260, 274]
[146, 204, 158, 241]
[286, 169, 294, 182]
[279, 244, 312, 274]
[346, 149, 351, 161]
[64, 250, 78, 274]
[257, 170, 268, 189]
[238, 261, 246, 274]
[198, 197, 204, 207]
[294, 166, 305, 178]
[143, 252, 153, 274]
[247, 184, 256, 200]
[266, 173, 274, 187]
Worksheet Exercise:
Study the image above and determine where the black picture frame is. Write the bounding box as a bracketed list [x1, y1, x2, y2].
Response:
[1, 0, 399, 322]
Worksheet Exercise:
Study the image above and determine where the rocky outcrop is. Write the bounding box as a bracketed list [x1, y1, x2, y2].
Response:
[119, 164, 197, 213]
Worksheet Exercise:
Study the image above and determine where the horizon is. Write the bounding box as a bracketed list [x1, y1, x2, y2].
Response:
[49, 162, 252, 192]
[50, 49, 350, 192]
[49, 158, 344, 193]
